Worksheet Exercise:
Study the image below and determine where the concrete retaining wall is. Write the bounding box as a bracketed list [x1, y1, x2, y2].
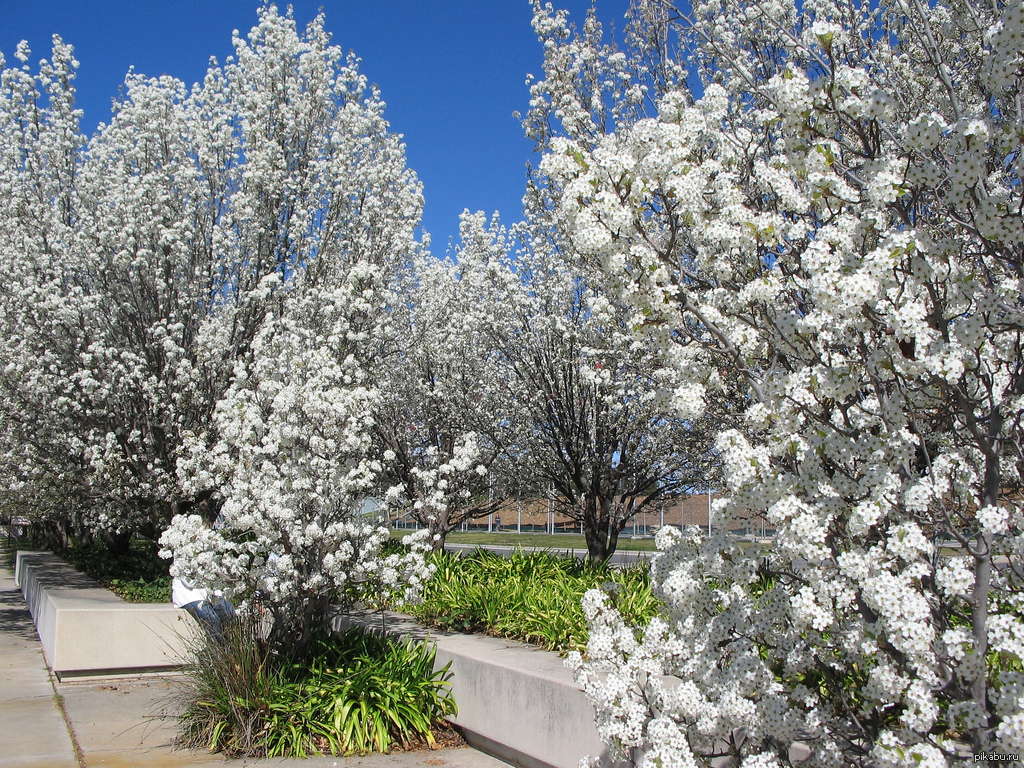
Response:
[336, 612, 623, 768]
[15, 551, 615, 768]
[15, 551, 196, 679]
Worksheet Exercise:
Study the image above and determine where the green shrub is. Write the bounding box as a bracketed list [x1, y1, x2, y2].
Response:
[178, 609, 276, 755]
[404, 549, 659, 653]
[55, 539, 172, 602]
[107, 576, 172, 603]
[177, 612, 455, 758]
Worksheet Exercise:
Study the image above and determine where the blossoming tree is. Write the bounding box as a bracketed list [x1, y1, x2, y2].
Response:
[461, 207, 720, 562]
[529, 0, 1023, 764]
[0, 36, 89, 545]
[0, 18, 280, 545]
[157, 7, 430, 661]
[375, 225, 518, 548]
[163, 278, 432, 661]
[0, 5, 423, 567]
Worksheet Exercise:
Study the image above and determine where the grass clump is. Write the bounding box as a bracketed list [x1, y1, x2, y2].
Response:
[404, 548, 658, 653]
[178, 612, 456, 758]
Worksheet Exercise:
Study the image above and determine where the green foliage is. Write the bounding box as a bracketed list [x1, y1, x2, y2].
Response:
[107, 577, 172, 603]
[54, 539, 172, 603]
[405, 549, 658, 653]
[177, 613, 455, 758]
[178, 610, 275, 755]
[436, 531, 659, 552]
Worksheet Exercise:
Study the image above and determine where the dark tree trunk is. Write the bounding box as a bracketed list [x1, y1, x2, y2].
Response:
[429, 526, 447, 551]
[583, 496, 619, 564]
[30, 519, 79, 551]
[105, 528, 135, 556]
[584, 523, 609, 563]
[275, 593, 332, 664]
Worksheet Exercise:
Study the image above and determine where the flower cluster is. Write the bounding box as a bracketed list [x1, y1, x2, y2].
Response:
[0, 5, 422, 556]
[531, 0, 1024, 763]
[163, 275, 427, 656]
[375, 224, 516, 545]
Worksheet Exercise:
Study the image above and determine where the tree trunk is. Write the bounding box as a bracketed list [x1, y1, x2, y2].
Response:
[606, 524, 621, 561]
[280, 593, 331, 664]
[583, 496, 618, 564]
[970, 437, 1001, 753]
[105, 528, 135, 556]
[584, 522, 609, 563]
[428, 520, 450, 551]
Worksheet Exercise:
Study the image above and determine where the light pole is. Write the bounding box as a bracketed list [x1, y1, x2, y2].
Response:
[487, 474, 493, 532]
[547, 485, 553, 535]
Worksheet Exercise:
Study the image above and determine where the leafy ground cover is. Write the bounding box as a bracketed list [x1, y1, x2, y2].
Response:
[440, 531, 658, 551]
[50, 539, 171, 603]
[402, 548, 658, 653]
[178, 616, 457, 757]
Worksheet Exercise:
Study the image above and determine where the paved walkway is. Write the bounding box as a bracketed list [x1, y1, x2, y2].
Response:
[0, 560, 507, 768]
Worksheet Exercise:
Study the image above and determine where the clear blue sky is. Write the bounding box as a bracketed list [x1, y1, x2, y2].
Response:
[1, 1, 630, 252]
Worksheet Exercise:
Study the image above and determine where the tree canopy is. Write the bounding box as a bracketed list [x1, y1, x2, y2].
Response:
[527, 0, 1023, 762]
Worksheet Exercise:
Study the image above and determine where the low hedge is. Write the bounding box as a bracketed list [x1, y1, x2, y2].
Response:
[403, 548, 658, 653]
[53, 539, 171, 603]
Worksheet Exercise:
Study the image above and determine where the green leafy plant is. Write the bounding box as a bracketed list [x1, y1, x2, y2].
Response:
[53, 539, 172, 603]
[177, 609, 277, 755]
[176, 612, 455, 758]
[404, 549, 658, 653]
[106, 576, 173, 603]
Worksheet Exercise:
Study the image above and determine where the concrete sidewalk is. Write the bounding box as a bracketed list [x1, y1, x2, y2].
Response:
[0, 560, 508, 768]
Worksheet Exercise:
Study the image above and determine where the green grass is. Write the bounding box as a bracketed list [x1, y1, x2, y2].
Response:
[402, 548, 658, 653]
[393, 529, 659, 552]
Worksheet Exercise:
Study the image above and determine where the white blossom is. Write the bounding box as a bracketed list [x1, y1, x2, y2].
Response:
[530, 0, 1024, 762]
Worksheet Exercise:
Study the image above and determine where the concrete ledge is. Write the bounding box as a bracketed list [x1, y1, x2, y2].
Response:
[14, 551, 616, 767]
[15, 551, 197, 679]
[336, 612, 623, 768]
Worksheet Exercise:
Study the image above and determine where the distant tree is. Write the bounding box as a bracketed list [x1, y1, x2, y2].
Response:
[375, 229, 517, 549]
[458, 212, 718, 562]
[0, 36, 222, 549]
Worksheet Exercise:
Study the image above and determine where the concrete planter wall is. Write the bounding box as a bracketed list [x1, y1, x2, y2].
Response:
[335, 612, 622, 768]
[16, 550, 616, 768]
[15, 551, 196, 679]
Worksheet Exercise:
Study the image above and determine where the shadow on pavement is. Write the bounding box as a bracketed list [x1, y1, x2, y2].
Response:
[0, 582, 43, 642]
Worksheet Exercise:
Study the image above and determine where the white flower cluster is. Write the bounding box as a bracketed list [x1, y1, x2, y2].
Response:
[148, 6, 426, 653]
[163, 267, 429, 648]
[0, 5, 422, 557]
[568, 526, 804, 767]
[375, 222, 518, 543]
[531, 0, 1024, 762]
